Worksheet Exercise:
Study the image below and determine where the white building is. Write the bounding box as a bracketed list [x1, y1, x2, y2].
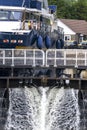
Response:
[57, 19, 87, 42]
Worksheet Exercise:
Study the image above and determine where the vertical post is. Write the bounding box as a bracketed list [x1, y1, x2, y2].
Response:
[7, 78, 9, 88]
[79, 79, 81, 90]
[3, 50, 5, 65]
[64, 50, 66, 66]
[85, 51, 86, 66]
[54, 50, 56, 67]
[12, 49, 14, 66]
[75, 50, 78, 68]
[45, 50, 47, 67]
[22, 9, 26, 30]
[33, 50, 35, 67]
[11, 67, 14, 77]
[24, 49, 26, 65]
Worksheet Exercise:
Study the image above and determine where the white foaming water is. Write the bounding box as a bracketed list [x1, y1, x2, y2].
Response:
[40, 87, 48, 130]
[46, 87, 80, 130]
[5, 86, 80, 130]
[5, 87, 41, 130]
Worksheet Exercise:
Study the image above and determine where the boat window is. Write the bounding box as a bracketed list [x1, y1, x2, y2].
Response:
[25, 12, 39, 22]
[10, 11, 22, 20]
[42, 17, 50, 25]
[0, 10, 9, 20]
[0, 10, 22, 21]
[40, 17, 51, 32]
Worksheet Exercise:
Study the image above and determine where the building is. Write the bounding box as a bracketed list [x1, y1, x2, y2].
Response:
[57, 19, 87, 43]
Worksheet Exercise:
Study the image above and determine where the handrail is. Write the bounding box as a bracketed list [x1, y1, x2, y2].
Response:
[0, 49, 44, 67]
[0, 49, 87, 67]
[46, 49, 87, 67]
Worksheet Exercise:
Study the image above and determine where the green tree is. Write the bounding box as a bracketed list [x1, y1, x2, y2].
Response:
[48, 0, 87, 20]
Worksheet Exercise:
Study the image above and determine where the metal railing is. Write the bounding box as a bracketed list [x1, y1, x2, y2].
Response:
[0, 49, 87, 67]
[46, 49, 87, 67]
[0, 49, 44, 67]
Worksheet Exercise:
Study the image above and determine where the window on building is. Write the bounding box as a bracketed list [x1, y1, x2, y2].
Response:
[65, 35, 71, 41]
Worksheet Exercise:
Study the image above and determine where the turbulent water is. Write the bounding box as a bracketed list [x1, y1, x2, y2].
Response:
[46, 87, 80, 130]
[5, 86, 80, 130]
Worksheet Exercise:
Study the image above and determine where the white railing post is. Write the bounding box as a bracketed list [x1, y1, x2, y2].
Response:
[42, 50, 45, 67]
[64, 50, 66, 66]
[11, 49, 14, 66]
[85, 51, 86, 66]
[3, 50, 5, 65]
[45, 50, 48, 67]
[33, 49, 35, 67]
[24, 49, 26, 65]
[54, 50, 56, 67]
[75, 50, 78, 68]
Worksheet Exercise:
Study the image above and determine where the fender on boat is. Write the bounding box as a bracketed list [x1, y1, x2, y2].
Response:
[29, 30, 38, 46]
[60, 39, 64, 49]
[45, 35, 51, 49]
[56, 39, 61, 49]
[37, 35, 43, 49]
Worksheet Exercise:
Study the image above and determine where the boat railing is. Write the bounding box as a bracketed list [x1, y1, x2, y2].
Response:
[22, 19, 40, 30]
[0, 49, 87, 68]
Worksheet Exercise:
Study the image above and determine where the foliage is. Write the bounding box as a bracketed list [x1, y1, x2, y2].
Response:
[48, 0, 87, 20]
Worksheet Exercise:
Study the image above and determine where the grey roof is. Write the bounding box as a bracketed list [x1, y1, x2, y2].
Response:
[59, 19, 87, 35]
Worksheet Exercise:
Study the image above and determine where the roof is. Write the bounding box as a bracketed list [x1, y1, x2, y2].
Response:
[59, 19, 87, 35]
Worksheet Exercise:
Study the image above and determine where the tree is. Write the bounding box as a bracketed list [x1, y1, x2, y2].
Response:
[48, 0, 87, 20]
[71, 0, 87, 20]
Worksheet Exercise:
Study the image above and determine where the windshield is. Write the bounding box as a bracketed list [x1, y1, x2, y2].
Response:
[0, 10, 22, 21]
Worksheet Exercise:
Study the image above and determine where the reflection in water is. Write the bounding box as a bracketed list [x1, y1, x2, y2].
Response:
[5, 87, 80, 130]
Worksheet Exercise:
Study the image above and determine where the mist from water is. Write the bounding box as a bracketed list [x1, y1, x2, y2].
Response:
[5, 86, 80, 130]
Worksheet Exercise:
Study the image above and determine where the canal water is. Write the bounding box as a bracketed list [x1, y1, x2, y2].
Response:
[3, 86, 83, 130]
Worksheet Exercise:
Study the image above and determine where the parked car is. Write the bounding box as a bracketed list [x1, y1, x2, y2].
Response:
[64, 41, 78, 49]
[78, 41, 87, 49]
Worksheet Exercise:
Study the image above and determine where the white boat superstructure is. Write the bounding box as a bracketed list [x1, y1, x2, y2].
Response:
[0, 0, 64, 49]
[0, 0, 53, 32]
